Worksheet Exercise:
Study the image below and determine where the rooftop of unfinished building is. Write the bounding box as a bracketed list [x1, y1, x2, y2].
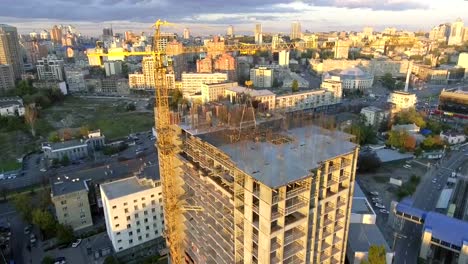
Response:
[196, 125, 357, 189]
[101, 176, 153, 200]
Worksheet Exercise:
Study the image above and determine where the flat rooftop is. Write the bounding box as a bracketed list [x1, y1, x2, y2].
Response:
[101, 176, 153, 200]
[352, 198, 374, 215]
[348, 223, 392, 253]
[51, 177, 88, 197]
[208, 125, 357, 188]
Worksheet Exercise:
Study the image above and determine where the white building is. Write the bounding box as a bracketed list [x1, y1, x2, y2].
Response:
[448, 18, 464, 46]
[181, 72, 228, 96]
[0, 97, 25, 116]
[360, 106, 389, 127]
[200, 81, 238, 103]
[225, 86, 276, 110]
[65, 66, 88, 93]
[334, 40, 350, 59]
[104, 61, 122, 77]
[457, 52, 468, 78]
[278, 50, 289, 67]
[183, 28, 190, 39]
[338, 67, 373, 90]
[100, 176, 165, 253]
[275, 89, 338, 111]
[321, 76, 343, 99]
[387, 91, 417, 111]
[290, 22, 301, 39]
[250, 67, 273, 88]
[440, 131, 466, 145]
[37, 55, 65, 81]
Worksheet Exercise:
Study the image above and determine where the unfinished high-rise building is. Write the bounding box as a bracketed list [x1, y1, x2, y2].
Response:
[177, 119, 359, 264]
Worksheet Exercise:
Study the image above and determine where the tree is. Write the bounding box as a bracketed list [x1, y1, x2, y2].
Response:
[357, 152, 382, 173]
[79, 125, 90, 137]
[25, 103, 38, 137]
[403, 135, 416, 151]
[291, 80, 299, 93]
[421, 135, 444, 151]
[366, 245, 386, 264]
[0, 188, 6, 201]
[103, 256, 121, 264]
[42, 256, 55, 264]
[126, 103, 136, 111]
[32, 209, 57, 236]
[12, 193, 32, 222]
[62, 128, 73, 141]
[15, 80, 37, 96]
[394, 108, 426, 128]
[381, 73, 396, 90]
[56, 224, 75, 245]
[48, 132, 60, 142]
[60, 155, 70, 166]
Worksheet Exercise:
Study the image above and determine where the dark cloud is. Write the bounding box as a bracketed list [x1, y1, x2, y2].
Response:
[0, 0, 428, 23]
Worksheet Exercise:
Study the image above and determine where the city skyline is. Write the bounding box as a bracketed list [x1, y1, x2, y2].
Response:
[1, 0, 467, 36]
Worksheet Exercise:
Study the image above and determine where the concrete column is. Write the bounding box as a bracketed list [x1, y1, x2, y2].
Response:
[459, 240, 468, 264]
[419, 227, 432, 259]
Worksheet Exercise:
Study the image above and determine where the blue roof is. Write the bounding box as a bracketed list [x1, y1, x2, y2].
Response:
[424, 212, 468, 247]
[420, 129, 432, 136]
[395, 202, 426, 219]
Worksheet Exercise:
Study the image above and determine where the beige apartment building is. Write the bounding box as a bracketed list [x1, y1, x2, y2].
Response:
[275, 90, 339, 112]
[181, 72, 228, 96]
[0, 64, 14, 93]
[100, 174, 165, 253]
[387, 91, 416, 112]
[250, 67, 274, 88]
[179, 122, 359, 264]
[201, 81, 238, 103]
[51, 177, 93, 231]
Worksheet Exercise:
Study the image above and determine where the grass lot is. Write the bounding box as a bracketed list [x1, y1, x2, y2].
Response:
[0, 159, 22, 172]
[0, 131, 35, 171]
[42, 96, 154, 140]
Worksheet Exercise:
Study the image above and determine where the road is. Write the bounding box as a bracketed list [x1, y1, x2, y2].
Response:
[0, 130, 156, 190]
[393, 149, 467, 264]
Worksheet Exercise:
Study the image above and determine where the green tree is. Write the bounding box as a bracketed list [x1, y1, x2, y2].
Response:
[381, 73, 397, 90]
[394, 108, 426, 128]
[12, 193, 32, 222]
[361, 245, 386, 264]
[103, 256, 121, 264]
[0, 188, 7, 201]
[32, 209, 57, 236]
[48, 132, 60, 142]
[60, 155, 70, 166]
[291, 80, 299, 93]
[56, 224, 75, 245]
[42, 256, 55, 264]
[169, 89, 187, 111]
[357, 153, 381, 173]
[15, 80, 37, 96]
[420, 135, 445, 151]
[126, 103, 136, 111]
[79, 125, 90, 137]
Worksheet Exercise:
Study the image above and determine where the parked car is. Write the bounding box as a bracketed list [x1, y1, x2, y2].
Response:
[375, 203, 385, 209]
[54, 257, 66, 264]
[30, 234, 36, 244]
[370, 191, 379, 196]
[23, 226, 30, 235]
[71, 239, 82, 248]
[380, 209, 389, 214]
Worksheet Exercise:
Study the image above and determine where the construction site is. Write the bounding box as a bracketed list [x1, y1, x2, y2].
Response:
[104, 20, 364, 264]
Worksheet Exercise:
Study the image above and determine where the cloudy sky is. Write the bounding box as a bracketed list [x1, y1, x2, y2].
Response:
[1, 0, 467, 36]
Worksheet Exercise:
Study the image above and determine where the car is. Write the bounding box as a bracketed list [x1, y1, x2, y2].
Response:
[432, 179, 437, 184]
[375, 203, 385, 209]
[54, 257, 66, 264]
[71, 239, 82, 248]
[437, 185, 443, 190]
[30, 234, 36, 244]
[24, 226, 30, 235]
[370, 191, 379, 196]
[380, 209, 389, 214]
[40, 168, 47, 172]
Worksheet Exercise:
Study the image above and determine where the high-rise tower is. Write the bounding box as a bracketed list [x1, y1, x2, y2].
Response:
[0, 24, 23, 79]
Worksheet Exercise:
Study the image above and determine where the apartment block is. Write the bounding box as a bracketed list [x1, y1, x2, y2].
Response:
[37, 55, 65, 81]
[51, 177, 93, 231]
[387, 91, 416, 112]
[360, 106, 389, 127]
[179, 123, 359, 264]
[201, 81, 238, 103]
[0, 64, 15, 94]
[100, 176, 165, 252]
[275, 90, 339, 112]
[0, 24, 23, 79]
[181, 72, 228, 96]
[250, 67, 273, 88]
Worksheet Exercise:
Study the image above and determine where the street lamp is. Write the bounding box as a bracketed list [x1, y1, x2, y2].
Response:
[392, 232, 407, 250]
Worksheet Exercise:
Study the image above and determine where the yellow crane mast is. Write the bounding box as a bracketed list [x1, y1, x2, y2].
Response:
[151, 20, 184, 264]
